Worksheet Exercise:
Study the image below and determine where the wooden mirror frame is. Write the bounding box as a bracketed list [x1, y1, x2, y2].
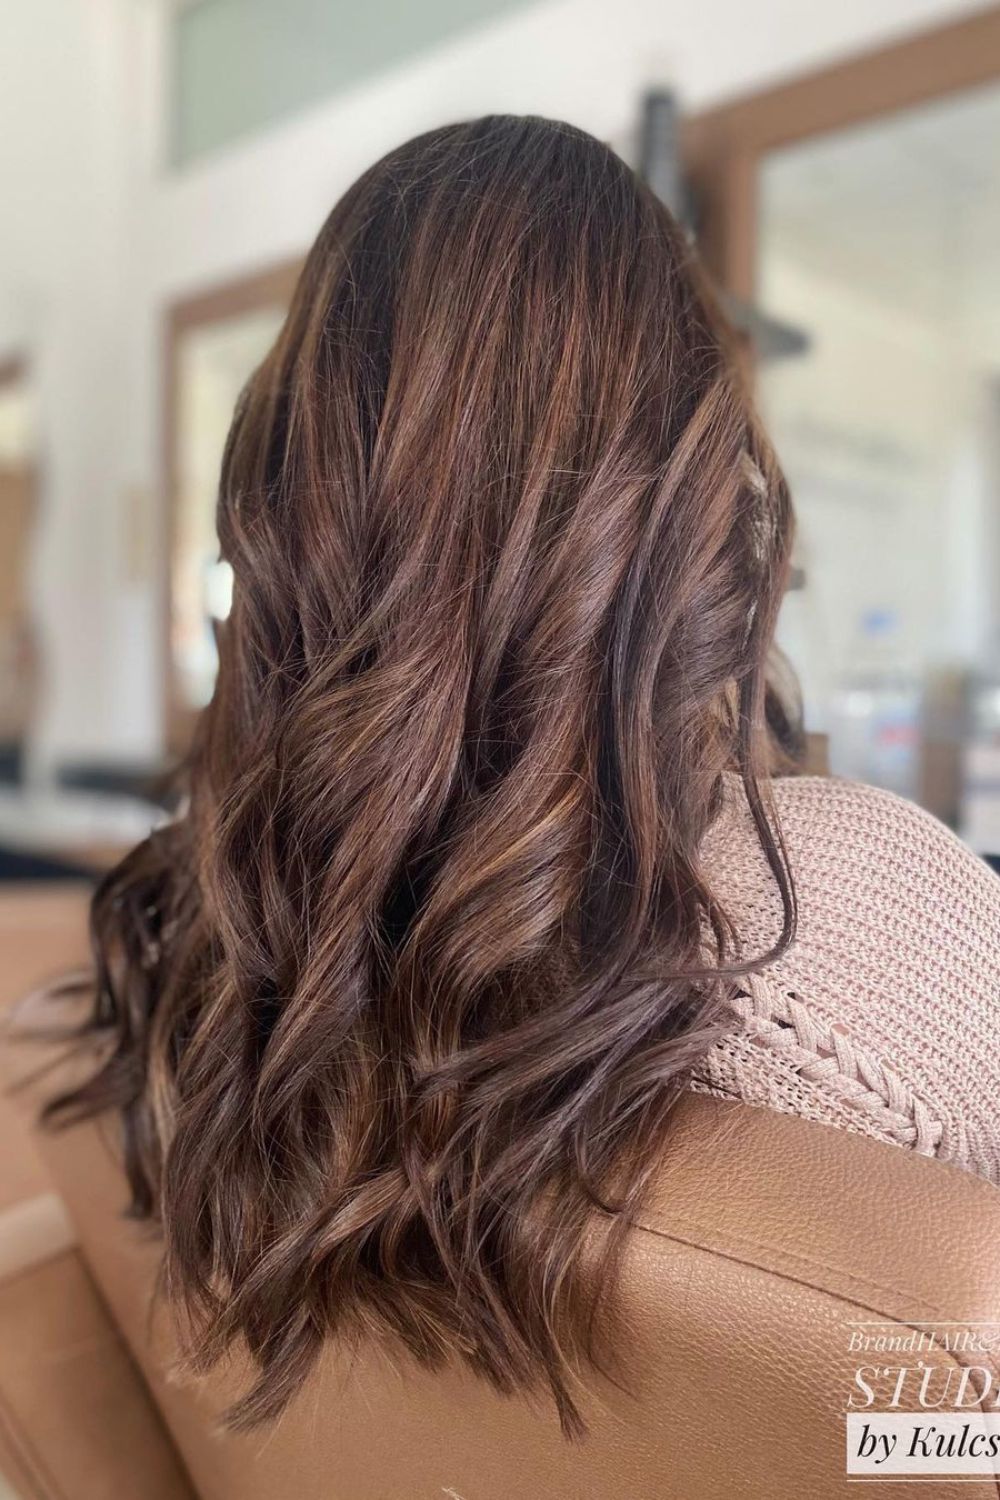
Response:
[681, 6, 1000, 302]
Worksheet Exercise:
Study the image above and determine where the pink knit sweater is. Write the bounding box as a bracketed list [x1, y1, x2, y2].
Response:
[693, 775, 1000, 1184]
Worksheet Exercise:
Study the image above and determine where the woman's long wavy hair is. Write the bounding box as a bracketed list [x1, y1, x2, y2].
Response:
[48, 116, 796, 1434]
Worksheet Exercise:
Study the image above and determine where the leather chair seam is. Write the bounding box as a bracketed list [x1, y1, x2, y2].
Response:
[632, 1210, 993, 1330]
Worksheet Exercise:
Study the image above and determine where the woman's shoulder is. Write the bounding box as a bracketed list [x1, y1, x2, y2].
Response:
[771, 770, 989, 859]
[768, 774, 1000, 956]
[699, 773, 1000, 1180]
[709, 772, 1000, 940]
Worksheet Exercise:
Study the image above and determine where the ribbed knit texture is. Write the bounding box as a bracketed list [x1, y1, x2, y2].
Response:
[693, 776, 1000, 1184]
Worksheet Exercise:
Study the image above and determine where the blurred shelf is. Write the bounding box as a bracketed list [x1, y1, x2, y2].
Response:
[0, 786, 162, 877]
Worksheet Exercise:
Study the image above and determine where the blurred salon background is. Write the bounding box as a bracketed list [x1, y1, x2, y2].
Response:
[1, 0, 999, 881]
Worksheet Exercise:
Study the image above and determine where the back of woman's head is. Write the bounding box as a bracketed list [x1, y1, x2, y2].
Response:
[52, 114, 794, 1432]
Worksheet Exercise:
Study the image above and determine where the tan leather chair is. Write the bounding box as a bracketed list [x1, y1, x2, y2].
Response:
[4, 884, 1000, 1500]
[0, 884, 193, 1500]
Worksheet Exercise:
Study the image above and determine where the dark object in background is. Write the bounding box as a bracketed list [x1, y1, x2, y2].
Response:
[0, 845, 96, 882]
[56, 759, 178, 812]
[0, 742, 24, 786]
[638, 88, 689, 222]
[638, 88, 808, 361]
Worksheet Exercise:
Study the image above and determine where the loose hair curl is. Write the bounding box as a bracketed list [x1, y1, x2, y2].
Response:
[48, 116, 795, 1434]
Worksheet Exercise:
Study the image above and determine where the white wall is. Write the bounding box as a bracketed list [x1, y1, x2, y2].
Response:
[0, 0, 157, 771]
[1, 0, 989, 769]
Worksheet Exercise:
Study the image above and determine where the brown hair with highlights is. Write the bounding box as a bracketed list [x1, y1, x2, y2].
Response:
[48, 115, 795, 1434]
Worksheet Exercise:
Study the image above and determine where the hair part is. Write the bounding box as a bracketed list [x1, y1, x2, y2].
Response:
[47, 114, 795, 1435]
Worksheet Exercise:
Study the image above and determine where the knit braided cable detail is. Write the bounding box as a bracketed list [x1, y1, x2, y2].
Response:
[729, 974, 944, 1157]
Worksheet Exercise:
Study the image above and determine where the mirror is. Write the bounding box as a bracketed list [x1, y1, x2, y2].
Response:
[758, 81, 1000, 843]
[172, 306, 286, 714]
[167, 267, 300, 747]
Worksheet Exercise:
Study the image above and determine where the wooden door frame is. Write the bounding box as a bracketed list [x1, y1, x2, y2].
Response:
[162, 259, 302, 754]
[681, 5, 1000, 300]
